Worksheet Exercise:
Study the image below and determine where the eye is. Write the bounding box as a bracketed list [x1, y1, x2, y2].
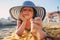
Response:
[22, 9, 27, 11]
[28, 9, 33, 12]
[22, 9, 33, 12]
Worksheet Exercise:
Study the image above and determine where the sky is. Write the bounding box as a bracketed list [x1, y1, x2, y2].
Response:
[0, 0, 60, 19]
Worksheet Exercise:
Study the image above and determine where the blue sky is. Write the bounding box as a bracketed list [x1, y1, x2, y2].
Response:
[0, 0, 60, 19]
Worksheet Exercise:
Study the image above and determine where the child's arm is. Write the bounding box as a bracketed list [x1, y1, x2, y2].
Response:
[16, 20, 26, 36]
[31, 17, 46, 40]
[17, 20, 21, 28]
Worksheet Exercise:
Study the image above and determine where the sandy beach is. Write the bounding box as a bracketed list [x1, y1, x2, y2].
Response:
[0, 26, 16, 40]
[0, 22, 60, 40]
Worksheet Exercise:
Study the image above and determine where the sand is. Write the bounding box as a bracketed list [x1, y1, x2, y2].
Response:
[0, 27, 16, 40]
[0, 22, 60, 40]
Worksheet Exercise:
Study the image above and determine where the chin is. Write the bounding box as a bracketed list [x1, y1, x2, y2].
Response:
[25, 17, 30, 19]
[26, 18, 30, 20]
[24, 16, 32, 20]
[25, 18, 31, 20]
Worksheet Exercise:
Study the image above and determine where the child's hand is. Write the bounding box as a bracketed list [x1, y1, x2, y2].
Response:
[19, 13, 27, 22]
[31, 17, 43, 34]
[32, 17, 43, 31]
[34, 17, 42, 28]
[31, 17, 45, 40]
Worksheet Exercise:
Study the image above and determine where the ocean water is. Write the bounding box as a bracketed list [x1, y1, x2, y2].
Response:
[0, 26, 16, 29]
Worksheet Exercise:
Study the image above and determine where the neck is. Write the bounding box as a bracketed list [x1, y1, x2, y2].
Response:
[25, 19, 32, 31]
[26, 18, 33, 21]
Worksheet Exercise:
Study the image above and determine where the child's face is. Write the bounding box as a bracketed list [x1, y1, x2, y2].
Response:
[20, 7, 34, 20]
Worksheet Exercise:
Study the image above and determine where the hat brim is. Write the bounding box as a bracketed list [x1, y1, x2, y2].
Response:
[10, 6, 46, 20]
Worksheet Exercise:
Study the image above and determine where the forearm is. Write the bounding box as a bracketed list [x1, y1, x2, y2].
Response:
[32, 29, 45, 40]
[16, 21, 26, 36]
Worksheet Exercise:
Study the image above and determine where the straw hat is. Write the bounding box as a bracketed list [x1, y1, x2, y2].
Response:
[10, 1, 46, 20]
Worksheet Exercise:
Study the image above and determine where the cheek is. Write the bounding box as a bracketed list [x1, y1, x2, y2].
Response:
[21, 12, 24, 15]
[30, 12, 34, 17]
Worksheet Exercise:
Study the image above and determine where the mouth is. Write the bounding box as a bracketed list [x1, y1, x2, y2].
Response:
[23, 14, 31, 19]
[24, 14, 29, 16]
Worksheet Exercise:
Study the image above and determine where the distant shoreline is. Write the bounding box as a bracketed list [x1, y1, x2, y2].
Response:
[0, 24, 16, 26]
[0, 24, 16, 28]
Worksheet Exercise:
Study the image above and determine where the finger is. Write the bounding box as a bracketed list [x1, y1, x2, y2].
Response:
[33, 22, 41, 26]
[33, 21, 43, 28]
[33, 21, 42, 25]
[19, 14, 27, 21]
[19, 12, 24, 19]
[34, 17, 42, 23]
[33, 23, 42, 29]
[19, 14, 23, 19]
[34, 17, 42, 21]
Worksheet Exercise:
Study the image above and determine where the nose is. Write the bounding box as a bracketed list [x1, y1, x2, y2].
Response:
[24, 11, 29, 14]
[23, 10, 30, 14]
